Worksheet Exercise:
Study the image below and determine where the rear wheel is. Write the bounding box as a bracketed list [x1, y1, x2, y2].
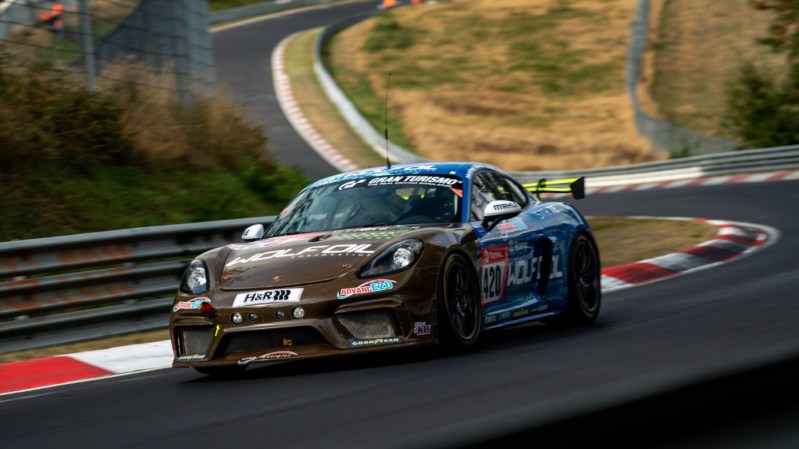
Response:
[564, 233, 601, 324]
[438, 253, 482, 347]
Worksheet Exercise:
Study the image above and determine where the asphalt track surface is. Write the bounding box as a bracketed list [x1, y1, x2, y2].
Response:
[3, 3, 798, 448]
[211, 0, 382, 180]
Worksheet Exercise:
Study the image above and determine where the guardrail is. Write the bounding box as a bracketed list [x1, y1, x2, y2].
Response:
[0, 216, 274, 353]
[511, 144, 799, 186]
[314, 10, 426, 164]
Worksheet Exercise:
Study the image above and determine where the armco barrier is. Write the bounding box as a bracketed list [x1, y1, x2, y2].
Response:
[314, 11, 426, 164]
[0, 216, 274, 353]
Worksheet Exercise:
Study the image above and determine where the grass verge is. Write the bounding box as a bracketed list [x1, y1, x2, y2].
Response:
[325, 0, 659, 171]
[285, 29, 386, 168]
[0, 217, 718, 363]
[649, 0, 787, 138]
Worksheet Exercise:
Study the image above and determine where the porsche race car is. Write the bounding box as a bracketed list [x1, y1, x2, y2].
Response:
[170, 162, 601, 375]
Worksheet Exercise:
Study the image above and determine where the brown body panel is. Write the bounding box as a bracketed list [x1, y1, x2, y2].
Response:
[170, 225, 479, 368]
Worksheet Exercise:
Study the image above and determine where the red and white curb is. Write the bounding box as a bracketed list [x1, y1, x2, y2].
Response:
[0, 340, 172, 396]
[0, 218, 778, 396]
[601, 218, 779, 292]
[272, 34, 360, 173]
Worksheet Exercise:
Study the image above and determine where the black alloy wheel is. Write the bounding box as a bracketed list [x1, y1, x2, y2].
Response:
[566, 233, 601, 323]
[439, 253, 482, 347]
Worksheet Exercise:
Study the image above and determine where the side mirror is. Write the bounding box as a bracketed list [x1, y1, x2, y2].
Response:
[241, 224, 265, 242]
[482, 200, 521, 232]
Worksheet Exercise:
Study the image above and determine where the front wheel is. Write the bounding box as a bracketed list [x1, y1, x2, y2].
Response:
[564, 233, 601, 324]
[438, 253, 482, 347]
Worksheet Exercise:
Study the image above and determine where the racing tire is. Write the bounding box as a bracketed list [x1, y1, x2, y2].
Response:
[563, 232, 601, 324]
[438, 253, 482, 348]
[194, 364, 247, 377]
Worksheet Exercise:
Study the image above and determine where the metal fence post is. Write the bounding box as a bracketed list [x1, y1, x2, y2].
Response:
[77, 0, 96, 91]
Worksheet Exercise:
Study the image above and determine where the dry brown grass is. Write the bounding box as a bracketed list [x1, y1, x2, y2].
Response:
[331, 0, 661, 171]
[649, 0, 788, 136]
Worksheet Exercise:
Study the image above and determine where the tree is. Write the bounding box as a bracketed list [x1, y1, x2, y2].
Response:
[751, 0, 799, 61]
[723, 1, 799, 147]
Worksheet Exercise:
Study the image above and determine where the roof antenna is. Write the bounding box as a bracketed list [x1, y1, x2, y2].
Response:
[384, 72, 392, 170]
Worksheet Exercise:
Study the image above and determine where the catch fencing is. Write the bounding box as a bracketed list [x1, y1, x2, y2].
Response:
[0, 0, 214, 103]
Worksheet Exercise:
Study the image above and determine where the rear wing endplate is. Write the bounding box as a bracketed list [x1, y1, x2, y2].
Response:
[523, 177, 585, 201]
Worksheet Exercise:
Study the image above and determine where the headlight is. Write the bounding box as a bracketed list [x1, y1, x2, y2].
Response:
[360, 239, 423, 277]
[180, 259, 209, 294]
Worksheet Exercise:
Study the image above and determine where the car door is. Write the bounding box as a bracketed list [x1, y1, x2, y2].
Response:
[470, 170, 551, 328]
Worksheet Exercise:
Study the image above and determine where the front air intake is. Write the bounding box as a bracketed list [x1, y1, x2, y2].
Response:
[176, 326, 214, 356]
[336, 309, 397, 339]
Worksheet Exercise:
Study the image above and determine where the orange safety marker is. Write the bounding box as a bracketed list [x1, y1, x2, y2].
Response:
[383, 0, 397, 8]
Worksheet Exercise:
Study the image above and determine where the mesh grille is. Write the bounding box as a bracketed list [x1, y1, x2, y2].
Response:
[177, 326, 214, 356]
[219, 327, 327, 357]
[337, 310, 396, 339]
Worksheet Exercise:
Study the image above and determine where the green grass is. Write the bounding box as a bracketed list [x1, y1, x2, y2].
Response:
[324, 33, 416, 152]
[0, 163, 306, 241]
[209, 0, 274, 12]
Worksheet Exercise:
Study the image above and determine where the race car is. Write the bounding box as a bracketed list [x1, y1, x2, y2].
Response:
[170, 162, 601, 375]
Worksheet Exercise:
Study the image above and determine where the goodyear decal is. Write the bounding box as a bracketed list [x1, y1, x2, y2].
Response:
[337, 279, 396, 300]
[480, 245, 509, 304]
[172, 297, 211, 313]
[349, 337, 402, 347]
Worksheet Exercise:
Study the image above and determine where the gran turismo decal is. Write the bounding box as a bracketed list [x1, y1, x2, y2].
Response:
[233, 288, 304, 307]
[337, 279, 396, 300]
[413, 321, 432, 336]
[349, 337, 402, 347]
[481, 245, 509, 304]
[238, 351, 298, 365]
[365, 175, 460, 187]
[226, 244, 376, 267]
[172, 297, 211, 313]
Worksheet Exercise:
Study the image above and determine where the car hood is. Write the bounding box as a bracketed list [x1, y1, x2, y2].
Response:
[219, 226, 422, 290]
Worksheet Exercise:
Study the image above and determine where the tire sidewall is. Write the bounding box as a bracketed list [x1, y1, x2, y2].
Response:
[438, 252, 482, 347]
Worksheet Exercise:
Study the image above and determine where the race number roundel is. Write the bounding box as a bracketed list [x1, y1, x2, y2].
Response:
[481, 245, 509, 304]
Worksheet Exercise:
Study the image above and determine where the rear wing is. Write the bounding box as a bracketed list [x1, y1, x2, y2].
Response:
[522, 177, 585, 201]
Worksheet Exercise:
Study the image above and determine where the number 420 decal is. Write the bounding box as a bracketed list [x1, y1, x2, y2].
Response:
[480, 245, 509, 304]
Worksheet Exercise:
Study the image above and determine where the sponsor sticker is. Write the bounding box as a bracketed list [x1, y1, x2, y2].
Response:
[337, 279, 396, 300]
[480, 245, 509, 304]
[226, 232, 326, 250]
[413, 321, 432, 336]
[349, 337, 402, 347]
[238, 351, 298, 365]
[176, 354, 206, 361]
[233, 288, 303, 307]
[172, 297, 211, 313]
[226, 243, 376, 266]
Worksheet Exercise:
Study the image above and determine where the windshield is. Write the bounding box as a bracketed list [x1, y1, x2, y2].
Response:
[266, 174, 464, 237]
